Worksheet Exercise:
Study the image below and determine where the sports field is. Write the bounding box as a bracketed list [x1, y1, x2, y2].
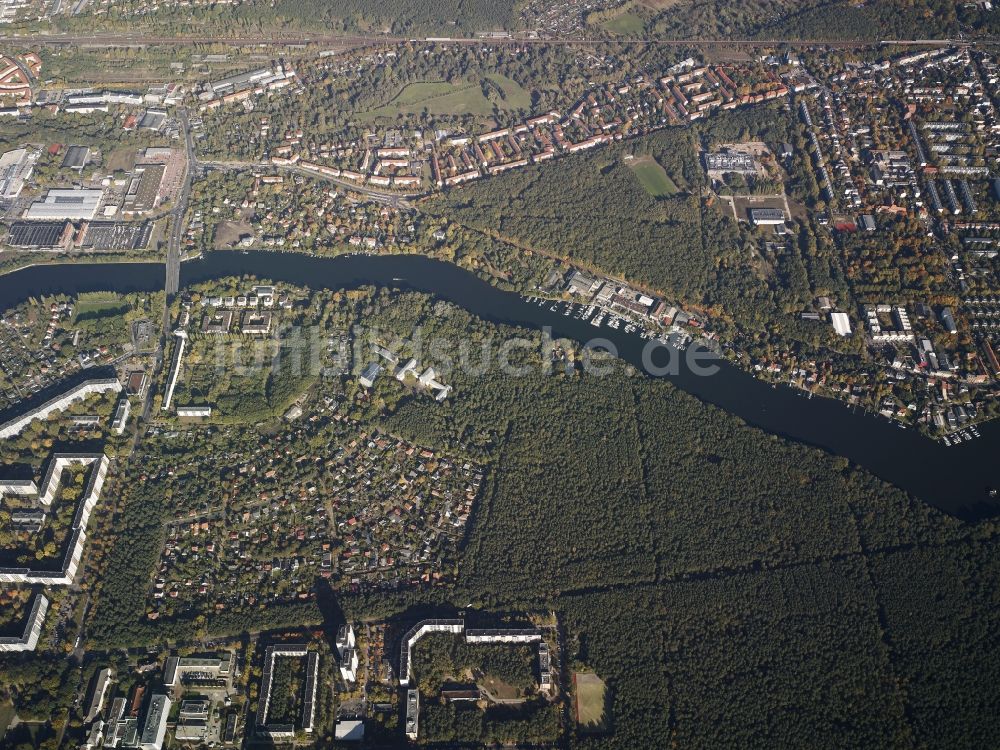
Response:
[574, 671, 608, 730]
[629, 156, 679, 198]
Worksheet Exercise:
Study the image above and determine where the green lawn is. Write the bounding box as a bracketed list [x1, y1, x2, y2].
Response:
[485, 73, 532, 109]
[362, 76, 530, 119]
[629, 157, 679, 198]
[574, 672, 608, 730]
[603, 12, 645, 35]
[74, 292, 127, 321]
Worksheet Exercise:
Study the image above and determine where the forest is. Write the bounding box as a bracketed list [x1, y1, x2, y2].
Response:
[7, 288, 1000, 748]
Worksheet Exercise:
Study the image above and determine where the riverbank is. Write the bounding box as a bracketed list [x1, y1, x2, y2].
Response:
[0, 252, 163, 279]
[0, 250, 997, 520]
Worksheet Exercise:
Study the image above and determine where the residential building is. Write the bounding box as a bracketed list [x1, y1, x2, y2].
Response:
[139, 694, 170, 750]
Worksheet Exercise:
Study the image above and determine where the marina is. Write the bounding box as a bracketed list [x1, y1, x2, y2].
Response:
[1, 251, 998, 520]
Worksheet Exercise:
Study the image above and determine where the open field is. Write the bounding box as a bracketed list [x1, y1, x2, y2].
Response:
[574, 672, 607, 730]
[629, 156, 679, 198]
[603, 12, 646, 35]
[362, 76, 529, 119]
[213, 219, 253, 249]
[485, 73, 532, 109]
[74, 292, 128, 321]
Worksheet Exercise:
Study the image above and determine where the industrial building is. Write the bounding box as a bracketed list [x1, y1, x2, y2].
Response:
[406, 690, 419, 741]
[61, 145, 91, 171]
[0, 146, 37, 204]
[6, 220, 73, 250]
[24, 188, 104, 221]
[81, 221, 152, 252]
[748, 207, 787, 226]
[123, 164, 165, 213]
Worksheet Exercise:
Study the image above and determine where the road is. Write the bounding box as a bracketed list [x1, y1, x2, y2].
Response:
[200, 159, 416, 207]
[165, 106, 194, 297]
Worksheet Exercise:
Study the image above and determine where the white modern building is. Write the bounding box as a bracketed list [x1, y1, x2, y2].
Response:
[0, 453, 109, 585]
[0, 377, 121, 439]
[335, 719, 365, 741]
[830, 312, 852, 337]
[256, 646, 319, 738]
[0, 594, 48, 652]
[398, 619, 465, 687]
[24, 188, 103, 221]
[111, 398, 131, 435]
[138, 694, 171, 750]
[161, 330, 187, 412]
[163, 652, 233, 688]
[0, 478, 38, 496]
[176, 405, 211, 418]
[336, 624, 359, 682]
[465, 628, 543, 644]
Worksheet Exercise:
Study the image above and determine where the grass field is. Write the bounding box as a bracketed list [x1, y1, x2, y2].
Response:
[574, 672, 608, 730]
[362, 76, 530, 119]
[486, 73, 532, 109]
[74, 293, 127, 321]
[603, 12, 645, 35]
[629, 156, 679, 198]
[0, 701, 14, 739]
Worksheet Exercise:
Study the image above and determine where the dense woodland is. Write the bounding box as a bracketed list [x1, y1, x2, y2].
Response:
[2, 286, 999, 746]
[428, 105, 857, 361]
[48, 0, 1000, 40]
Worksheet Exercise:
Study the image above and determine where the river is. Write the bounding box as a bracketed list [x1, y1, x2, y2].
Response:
[1, 251, 997, 521]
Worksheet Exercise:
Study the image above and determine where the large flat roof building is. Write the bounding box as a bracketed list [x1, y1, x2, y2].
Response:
[0, 146, 37, 203]
[6, 220, 73, 250]
[0, 377, 121, 439]
[61, 145, 91, 171]
[830, 312, 852, 337]
[0, 594, 48, 652]
[139, 694, 170, 750]
[749, 207, 786, 226]
[256, 646, 319, 738]
[0, 453, 110, 585]
[24, 188, 103, 221]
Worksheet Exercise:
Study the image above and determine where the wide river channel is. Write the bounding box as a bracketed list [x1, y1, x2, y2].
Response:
[2, 251, 998, 521]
